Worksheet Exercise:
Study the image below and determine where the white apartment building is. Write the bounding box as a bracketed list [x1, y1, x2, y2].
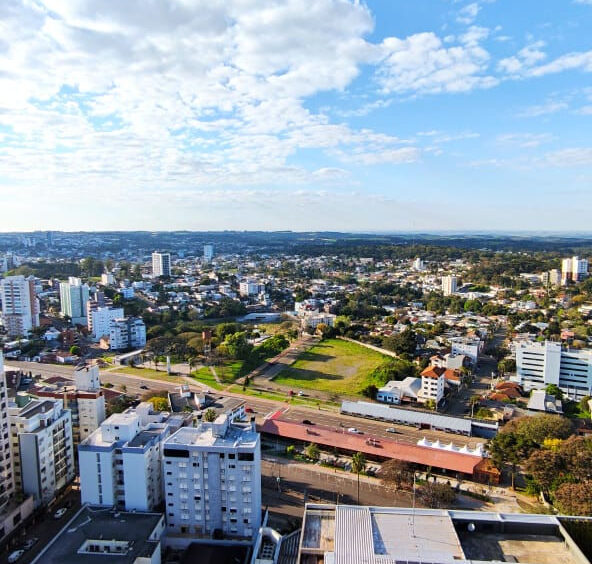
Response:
[79, 404, 173, 511]
[449, 337, 482, 364]
[101, 272, 115, 285]
[109, 317, 147, 350]
[152, 252, 171, 278]
[515, 340, 592, 400]
[90, 306, 124, 340]
[441, 275, 457, 296]
[9, 398, 75, 506]
[59, 276, 90, 325]
[239, 280, 264, 297]
[561, 256, 589, 285]
[203, 244, 214, 263]
[163, 414, 261, 540]
[413, 257, 424, 271]
[301, 311, 337, 330]
[0, 275, 39, 337]
[418, 367, 445, 405]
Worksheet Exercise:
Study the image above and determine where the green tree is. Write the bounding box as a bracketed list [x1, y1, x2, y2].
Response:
[420, 482, 456, 508]
[148, 396, 169, 411]
[382, 329, 417, 356]
[545, 384, 564, 400]
[203, 408, 217, 422]
[69, 345, 81, 356]
[554, 482, 592, 516]
[379, 459, 414, 490]
[305, 443, 320, 461]
[525, 449, 564, 494]
[488, 432, 537, 488]
[351, 452, 367, 504]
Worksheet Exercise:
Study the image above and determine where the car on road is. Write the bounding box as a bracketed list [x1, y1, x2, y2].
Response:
[386, 427, 398, 433]
[297, 390, 305, 396]
[22, 538, 38, 551]
[347, 427, 363, 434]
[8, 549, 25, 563]
[54, 507, 68, 519]
[302, 419, 314, 425]
[140, 385, 149, 389]
[245, 407, 254, 413]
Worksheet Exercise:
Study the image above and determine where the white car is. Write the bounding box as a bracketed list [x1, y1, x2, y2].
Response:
[54, 507, 68, 519]
[8, 550, 25, 563]
[347, 427, 362, 434]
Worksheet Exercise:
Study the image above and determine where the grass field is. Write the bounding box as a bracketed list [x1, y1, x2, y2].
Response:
[274, 338, 387, 396]
[192, 361, 243, 389]
[109, 366, 184, 384]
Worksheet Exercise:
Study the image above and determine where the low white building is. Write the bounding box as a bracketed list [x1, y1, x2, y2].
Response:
[302, 311, 336, 330]
[449, 337, 482, 364]
[376, 377, 421, 404]
[163, 414, 261, 540]
[101, 273, 115, 285]
[9, 398, 75, 506]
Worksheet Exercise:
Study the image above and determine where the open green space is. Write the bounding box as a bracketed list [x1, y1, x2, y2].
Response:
[109, 365, 184, 384]
[191, 361, 243, 389]
[273, 338, 388, 396]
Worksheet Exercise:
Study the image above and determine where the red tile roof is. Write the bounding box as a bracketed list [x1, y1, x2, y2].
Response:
[443, 369, 461, 382]
[421, 366, 446, 379]
[258, 416, 482, 475]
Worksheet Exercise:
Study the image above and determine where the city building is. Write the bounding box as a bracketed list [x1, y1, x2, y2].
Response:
[515, 340, 592, 400]
[296, 504, 592, 564]
[301, 311, 336, 330]
[152, 251, 171, 278]
[376, 377, 420, 404]
[109, 317, 147, 350]
[59, 276, 90, 325]
[162, 413, 261, 540]
[412, 257, 424, 271]
[9, 397, 75, 506]
[239, 280, 264, 297]
[561, 256, 589, 285]
[442, 274, 457, 296]
[203, 244, 214, 263]
[0, 275, 39, 337]
[79, 403, 176, 511]
[449, 337, 482, 364]
[418, 366, 445, 405]
[90, 306, 124, 341]
[31, 505, 165, 564]
[35, 363, 106, 447]
[101, 272, 115, 285]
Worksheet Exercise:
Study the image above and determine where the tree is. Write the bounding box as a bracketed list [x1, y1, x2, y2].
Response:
[351, 452, 367, 505]
[488, 432, 537, 488]
[222, 332, 253, 360]
[380, 459, 414, 490]
[545, 384, 564, 400]
[305, 443, 320, 461]
[525, 449, 564, 494]
[554, 482, 592, 516]
[382, 328, 417, 356]
[507, 414, 573, 445]
[419, 482, 456, 508]
[148, 396, 169, 411]
[203, 408, 217, 423]
[69, 345, 81, 356]
[559, 436, 592, 482]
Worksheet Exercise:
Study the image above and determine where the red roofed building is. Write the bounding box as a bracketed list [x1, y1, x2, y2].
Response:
[419, 366, 445, 405]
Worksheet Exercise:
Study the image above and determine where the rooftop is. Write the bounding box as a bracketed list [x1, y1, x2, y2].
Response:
[32, 505, 163, 564]
[165, 421, 259, 450]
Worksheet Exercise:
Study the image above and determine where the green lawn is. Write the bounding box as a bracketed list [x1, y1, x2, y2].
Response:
[110, 366, 184, 384]
[274, 338, 388, 396]
[192, 361, 243, 390]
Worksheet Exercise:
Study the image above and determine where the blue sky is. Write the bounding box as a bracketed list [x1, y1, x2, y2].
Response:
[0, 0, 591, 232]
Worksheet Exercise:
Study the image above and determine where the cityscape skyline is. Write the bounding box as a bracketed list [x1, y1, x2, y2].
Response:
[1, 0, 591, 231]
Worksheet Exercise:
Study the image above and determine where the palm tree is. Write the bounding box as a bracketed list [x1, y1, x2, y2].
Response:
[351, 452, 367, 505]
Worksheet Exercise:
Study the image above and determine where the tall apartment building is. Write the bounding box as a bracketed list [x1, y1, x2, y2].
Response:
[203, 244, 214, 264]
[0, 275, 39, 337]
[90, 306, 124, 341]
[239, 280, 264, 297]
[413, 257, 424, 271]
[9, 398, 75, 506]
[109, 317, 147, 350]
[162, 414, 261, 539]
[36, 363, 105, 447]
[59, 276, 90, 325]
[418, 366, 445, 405]
[79, 403, 174, 511]
[152, 252, 171, 278]
[441, 275, 457, 296]
[561, 256, 589, 285]
[516, 340, 592, 400]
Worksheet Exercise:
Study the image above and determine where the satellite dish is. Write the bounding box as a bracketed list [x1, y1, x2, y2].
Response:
[467, 523, 476, 532]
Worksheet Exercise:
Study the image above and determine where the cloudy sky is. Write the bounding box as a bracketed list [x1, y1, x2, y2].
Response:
[1, 0, 591, 232]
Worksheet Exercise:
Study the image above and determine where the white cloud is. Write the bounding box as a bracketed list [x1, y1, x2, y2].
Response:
[545, 148, 592, 167]
[457, 3, 481, 24]
[574, 0, 592, 5]
[527, 50, 592, 77]
[518, 100, 569, 117]
[377, 31, 497, 95]
[496, 132, 553, 148]
[498, 41, 546, 74]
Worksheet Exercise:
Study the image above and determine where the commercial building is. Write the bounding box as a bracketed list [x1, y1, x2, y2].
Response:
[203, 244, 214, 263]
[412, 257, 424, 271]
[442, 275, 457, 296]
[101, 272, 115, 285]
[515, 340, 592, 399]
[152, 251, 171, 278]
[79, 403, 177, 511]
[0, 275, 39, 337]
[109, 317, 147, 350]
[561, 255, 588, 285]
[9, 398, 75, 506]
[376, 377, 420, 404]
[59, 276, 90, 325]
[35, 363, 106, 447]
[301, 311, 336, 330]
[449, 337, 482, 364]
[32, 505, 165, 564]
[239, 280, 264, 297]
[296, 504, 592, 564]
[163, 413, 261, 540]
[90, 306, 124, 340]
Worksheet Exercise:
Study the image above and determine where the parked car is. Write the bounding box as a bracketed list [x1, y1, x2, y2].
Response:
[302, 419, 314, 425]
[386, 427, 398, 433]
[22, 538, 38, 551]
[245, 407, 254, 413]
[54, 507, 68, 519]
[140, 385, 149, 390]
[297, 390, 305, 396]
[347, 427, 363, 434]
[8, 550, 25, 563]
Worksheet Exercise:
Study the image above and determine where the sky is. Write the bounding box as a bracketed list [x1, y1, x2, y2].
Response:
[1, 0, 591, 232]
